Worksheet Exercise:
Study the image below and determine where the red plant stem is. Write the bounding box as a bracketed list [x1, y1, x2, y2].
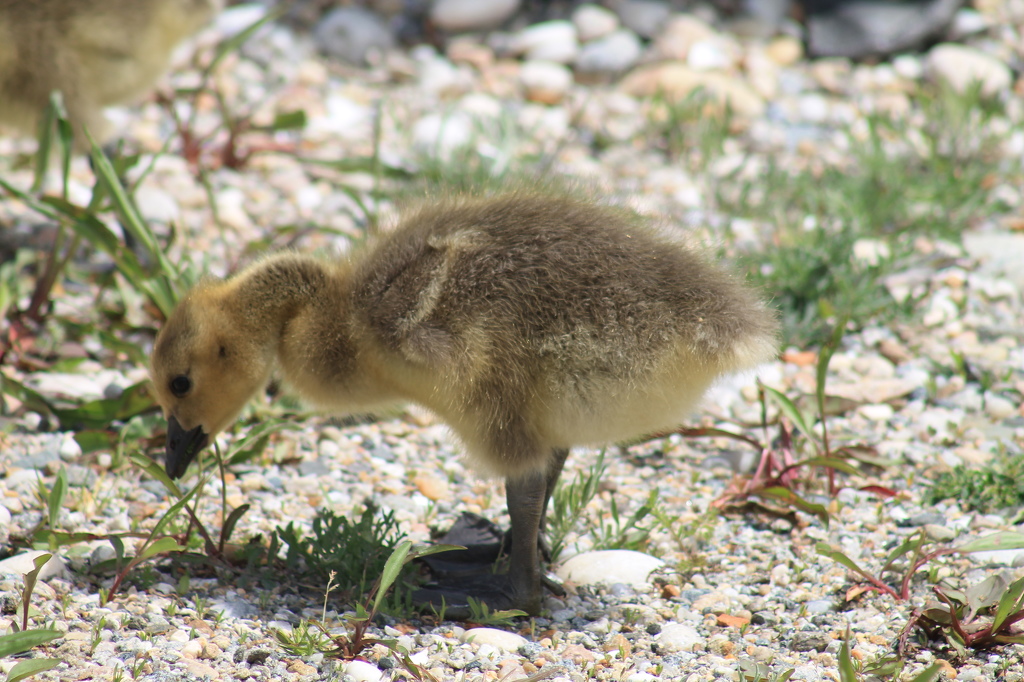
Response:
[933, 587, 971, 643]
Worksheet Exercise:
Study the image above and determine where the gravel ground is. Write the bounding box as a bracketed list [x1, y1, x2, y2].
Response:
[2, 2, 1024, 681]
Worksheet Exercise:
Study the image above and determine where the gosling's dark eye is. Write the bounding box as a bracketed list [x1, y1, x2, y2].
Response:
[169, 375, 191, 397]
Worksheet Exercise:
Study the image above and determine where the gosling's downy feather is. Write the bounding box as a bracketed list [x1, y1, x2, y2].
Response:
[151, 192, 777, 480]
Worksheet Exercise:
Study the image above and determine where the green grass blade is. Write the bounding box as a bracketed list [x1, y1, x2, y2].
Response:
[129, 453, 184, 498]
[816, 543, 873, 581]
[992, 575, 1024, 631]
[0, 629, 62, 657]
[956, 531, 1024, 554]
[138, 536, 186, 562]
[762, 386, 816, 445]
[47, 469, 67, 529]
[837, 635, 856, 682]
[757, 487, 829, 526]
[372, 540, 413, 614]
[6, 657, 61, 682]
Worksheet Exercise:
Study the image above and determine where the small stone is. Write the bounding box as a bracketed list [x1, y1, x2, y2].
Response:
[804, 600, 834, 615]
[289, 660, 318, 675]
[925, 43, 1011, 97]
[343, 660, 382, 682]
[792, 631, 830, 652]
[574, 29, 642, 76]
[556, 550, 664, 588]
[687, 39, 734, 71]
[651, 14, 716, 60]
[412, 111, 474, 160]
[314, 7, 394, 65]
[572, 4, 619, 42]
[0, 551, 68, 580]
[765, 35, 803, 66]
[413, 473, 451, 501]
[431, 0, 520, 33]
[858, 404, 895, 422]
[181, 638, 205, 660]
[986, 394, 1017, 420]
[58, 434, 82, 461]
[510, 21, 579, 64]
[620, 62, 765, 118]
[615, 0, 671, 39]
[460, 627, 528, 652]
[655, 622, 703, 653]
[520, 60, 574, 105]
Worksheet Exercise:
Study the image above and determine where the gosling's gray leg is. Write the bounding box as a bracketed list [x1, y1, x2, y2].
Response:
[413, 447, 569, 618]
[503, 467, 549, 615]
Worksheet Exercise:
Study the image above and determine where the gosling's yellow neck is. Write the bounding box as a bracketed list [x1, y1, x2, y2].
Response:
[211, 253, 410, 414]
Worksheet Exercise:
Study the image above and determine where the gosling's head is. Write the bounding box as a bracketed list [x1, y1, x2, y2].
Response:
[149, 286, 272, 478]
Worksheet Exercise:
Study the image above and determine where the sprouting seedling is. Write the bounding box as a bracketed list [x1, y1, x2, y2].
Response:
[902, 572, 1024, 657]
[275, 540, 460, 682]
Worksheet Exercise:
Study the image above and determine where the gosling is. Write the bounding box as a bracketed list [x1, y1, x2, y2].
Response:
[149, 191, 778, 616]
[0, 0, 221, 146]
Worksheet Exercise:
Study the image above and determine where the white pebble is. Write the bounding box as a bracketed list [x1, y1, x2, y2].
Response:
[985, 394, 1017, 420]
[655, 623, 703, 653]
[57, 438, 82, 464]
[511, 21, 579, 63]
[858, 404, 895, 422]
[574, 28, 642, 75]
[431, 0, 520, 33]
[572, 3, 619, 42]
[520, 60, 574, 104]
[925, 43, 1011, 97]
[343, 660, 383, 682]
[459, 627, 528, 651]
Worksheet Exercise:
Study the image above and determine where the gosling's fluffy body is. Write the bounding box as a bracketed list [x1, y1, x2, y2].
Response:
[152, 193, 776, 479]
[0, 0, 220, 144]
[151, 191, 778, 614]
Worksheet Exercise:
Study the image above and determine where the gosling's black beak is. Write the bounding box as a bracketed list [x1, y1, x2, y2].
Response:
[165, 415, 208, 479]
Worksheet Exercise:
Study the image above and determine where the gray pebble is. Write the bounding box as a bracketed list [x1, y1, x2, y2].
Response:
[575, 28, 642, 75]
[614, 0, 671, 39]
[804, 599, 834, 615]
[314, 7, 394, 65]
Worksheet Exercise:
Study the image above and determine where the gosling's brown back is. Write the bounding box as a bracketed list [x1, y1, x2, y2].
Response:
[348, 193, 776, 473]
[355, 192, 772, 376]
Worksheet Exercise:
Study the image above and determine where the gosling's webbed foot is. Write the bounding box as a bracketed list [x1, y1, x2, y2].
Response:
[413, 573, 532, 620]
[421, 512, 507, 579]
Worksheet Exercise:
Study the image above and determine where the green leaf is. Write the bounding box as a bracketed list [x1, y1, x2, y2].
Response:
[992, 575, 1024, 632]
[138, 536, 185, 561]
[221, 504, 251, 545]
[907, 663, 943, 682]
[129, 453, 183, 498]
[147, 477, 203, 540]
[790, 457, 860, 477]
[0, 629, 62, 657]
[74, 430, 117, 455]
[49, 381, 155, 430]
[372, 540, 412, 614]
[47, 469, 67, 529]
[87, 136, 164, 271]
[881, 531, 928, 570]
[266, 110, 307, 131]
[756, 487, 829, 526]
[6, 657, 61, 682]
[763, 386, 816, 448]
[956, 531, 1024, 554]
[837, 635, 856, 682]
[816, 543, 873, 581]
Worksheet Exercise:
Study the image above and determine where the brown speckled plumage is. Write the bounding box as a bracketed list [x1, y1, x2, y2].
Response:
[150, 190, 778, 615]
